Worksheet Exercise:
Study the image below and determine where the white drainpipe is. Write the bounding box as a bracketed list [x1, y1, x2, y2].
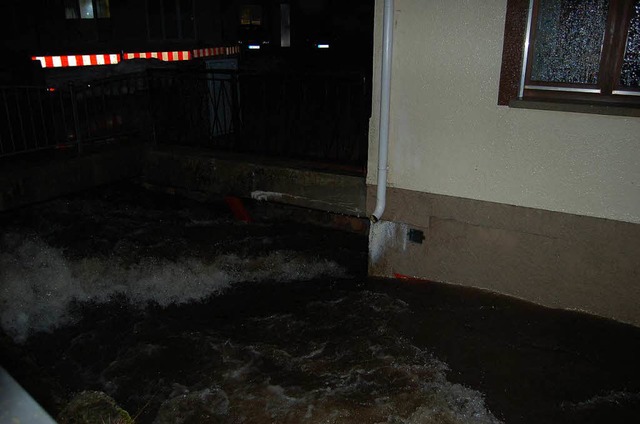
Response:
[371, 0, 394, 223]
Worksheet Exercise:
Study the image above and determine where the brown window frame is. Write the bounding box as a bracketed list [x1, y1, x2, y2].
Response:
[499, 0, 640, 109]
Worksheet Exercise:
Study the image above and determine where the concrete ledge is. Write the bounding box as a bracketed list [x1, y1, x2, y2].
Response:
[367, 185, 640, 327]
[144, 146, 366, 217]
[0, 145, 146, 212]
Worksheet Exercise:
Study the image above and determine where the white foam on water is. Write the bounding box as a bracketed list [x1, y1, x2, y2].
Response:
[1, 226, 503, 423]
[154, 386, 230, 423]
[0, 233, 346, 343]
[156, 351, 502, 424]
[565, 390, 640, 410]
[162, 293, 504, 424]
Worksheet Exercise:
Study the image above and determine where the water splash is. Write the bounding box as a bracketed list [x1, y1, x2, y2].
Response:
[0, 233, 346, 343]
[143, 292, 502, 424]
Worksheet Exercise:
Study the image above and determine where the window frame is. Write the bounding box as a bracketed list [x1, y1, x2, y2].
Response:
[498, 0, 640, 109]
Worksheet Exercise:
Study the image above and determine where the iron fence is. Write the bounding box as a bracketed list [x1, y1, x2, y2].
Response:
[0, 74, 151, 158]
[148, 69, 240, 148]
[1, 69, 370, 169]
[0, 86, 73, 157]
[148, 69, 370, 168]
[235, 72, 370, 166]
[72, 73, 152, 150]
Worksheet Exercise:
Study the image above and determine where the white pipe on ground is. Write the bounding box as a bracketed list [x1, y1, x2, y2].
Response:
[371, 0, 394, 223]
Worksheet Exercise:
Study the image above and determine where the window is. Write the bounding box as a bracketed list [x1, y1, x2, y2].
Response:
[499, 0, 640, 109]
[65, 0, 110, 19]
[238, 4, 268, 46]
[147, 0, 195, 40]
[281, 3, 291, 47]
[240, 5, 263, 26]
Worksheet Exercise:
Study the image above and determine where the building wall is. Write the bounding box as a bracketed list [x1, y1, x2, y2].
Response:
[1, 0, 238, 56]
[367, 0, 640, 326]
[367, 0, 640, 224]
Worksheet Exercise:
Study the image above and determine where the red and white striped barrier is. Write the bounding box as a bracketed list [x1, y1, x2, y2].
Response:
[122, 50, 191, 61]
[192, 45, 240, 58]
[32, 46, 240, 68]
[32, 54, 120, 68]
[192, 47, 226, 58]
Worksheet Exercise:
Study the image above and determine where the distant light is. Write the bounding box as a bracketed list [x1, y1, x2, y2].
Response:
[316, 44, 330, 49]
[248, 45, 261, 50]
[46, 87, 56, 92]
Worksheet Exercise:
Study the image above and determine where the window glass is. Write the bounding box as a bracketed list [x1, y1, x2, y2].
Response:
[530, 0, 609, 84]
[281, 3, 291, 47]
[96, 0, 110, 18]
[240, 5, 262, 26]
[79, 0, 95, 19]
[65, 0, 79, 19]
[620, 0, 640, 87]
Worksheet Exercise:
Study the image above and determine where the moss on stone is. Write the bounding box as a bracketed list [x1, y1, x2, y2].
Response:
[57, 391, 133, 424]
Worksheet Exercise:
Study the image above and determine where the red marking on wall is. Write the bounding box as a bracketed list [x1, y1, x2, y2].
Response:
[224, 196, 252, 223]
[393, 273, 432, 283]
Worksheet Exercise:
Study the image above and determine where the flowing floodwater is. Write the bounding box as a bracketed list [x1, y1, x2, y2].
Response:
[0, 233, 345, 343]
[1, 184, 640, 424]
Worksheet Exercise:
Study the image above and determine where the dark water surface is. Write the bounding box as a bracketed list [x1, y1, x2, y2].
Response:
[1, 184, 639, 423]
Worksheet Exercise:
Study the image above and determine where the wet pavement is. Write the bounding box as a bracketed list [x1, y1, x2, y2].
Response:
[1, 184, 639, 423]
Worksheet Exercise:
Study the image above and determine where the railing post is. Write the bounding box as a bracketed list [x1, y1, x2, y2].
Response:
[146, 69, 158, 146]
[231, 72, 241, 146]
[68, 82, 83, 155]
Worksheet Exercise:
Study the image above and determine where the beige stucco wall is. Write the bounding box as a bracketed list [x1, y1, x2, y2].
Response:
[367, 0, 640, 224]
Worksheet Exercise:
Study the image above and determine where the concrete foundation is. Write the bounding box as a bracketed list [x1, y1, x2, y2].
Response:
[143, 146, 367, 217]
[0, 145, 146, 212]
[0, 145, 367, 219]
[367, 185, 640, 327]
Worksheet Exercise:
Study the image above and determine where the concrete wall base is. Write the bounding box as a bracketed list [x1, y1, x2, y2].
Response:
[144, 146, 367, 217]
[367, 185, 640, 327]
[0, 145, 146, 212]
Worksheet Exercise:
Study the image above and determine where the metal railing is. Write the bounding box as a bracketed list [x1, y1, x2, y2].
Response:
[72, 73, 152, 151]
[235, 72, 370, 166]
[148, 69, 240, 148]
[2, 69, 370, 169]
[0, 75, 151, 158]
[0, 86, 73, 157]
[148, 69, 370, 167]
